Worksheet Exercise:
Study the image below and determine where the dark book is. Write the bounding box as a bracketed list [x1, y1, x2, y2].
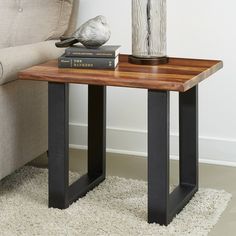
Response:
[65, 45, 120, 58]
[58, 54, 119, 69]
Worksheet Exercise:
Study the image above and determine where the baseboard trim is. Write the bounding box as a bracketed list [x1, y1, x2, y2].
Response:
[69, 144, 236, 168]
[69, 122, 236, 167]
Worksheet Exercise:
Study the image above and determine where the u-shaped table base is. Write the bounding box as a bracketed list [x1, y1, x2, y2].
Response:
[48, 82, 198, 225]
[148, 86, 198, 225]
[48, 83, 106, 209]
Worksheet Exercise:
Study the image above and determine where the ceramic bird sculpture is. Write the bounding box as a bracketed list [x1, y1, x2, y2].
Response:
[56, 15, 111, 49]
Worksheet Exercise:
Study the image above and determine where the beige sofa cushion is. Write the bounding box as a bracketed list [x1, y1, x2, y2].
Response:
[0, 0, 73, 48]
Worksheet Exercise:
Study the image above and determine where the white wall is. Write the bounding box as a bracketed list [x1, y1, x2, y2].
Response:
[69, 0, 236, 166]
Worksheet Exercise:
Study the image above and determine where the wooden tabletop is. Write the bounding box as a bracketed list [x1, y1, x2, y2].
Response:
[19, 54, 223, 92]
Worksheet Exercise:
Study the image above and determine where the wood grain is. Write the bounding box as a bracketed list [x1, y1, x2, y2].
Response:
[132, 0, 166, 58]
[19, 54, 223, 92]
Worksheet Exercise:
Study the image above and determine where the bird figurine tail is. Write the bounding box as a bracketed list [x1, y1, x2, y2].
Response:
[55, 37, 78, 48]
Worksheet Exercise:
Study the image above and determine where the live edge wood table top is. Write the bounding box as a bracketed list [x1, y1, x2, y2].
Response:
[19, 54, 223, 226]
[19, 54, 223, 92]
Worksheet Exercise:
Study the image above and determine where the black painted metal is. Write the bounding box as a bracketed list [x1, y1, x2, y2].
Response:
[179, 86, 198, 188]
[48, 82, 69, 209]
[148, 86, 198, 225]
[88, 85, 106, 178]
[148, 90, 170, 225]
[48, 82, 198, 225]
[169, 185, 197, 220]
[48, 83, 106, 209]
[68, 174, 105, 203]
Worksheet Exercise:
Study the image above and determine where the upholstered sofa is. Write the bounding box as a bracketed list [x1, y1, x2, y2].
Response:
[0, 0, 77, 180]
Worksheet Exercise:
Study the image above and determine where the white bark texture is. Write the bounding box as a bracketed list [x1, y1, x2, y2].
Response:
[132, 0, 166, 58]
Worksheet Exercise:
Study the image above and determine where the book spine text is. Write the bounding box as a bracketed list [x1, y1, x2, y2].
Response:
[58, 57, 116, 69]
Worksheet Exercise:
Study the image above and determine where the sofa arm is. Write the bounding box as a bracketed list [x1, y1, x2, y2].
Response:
[0, 40, 64, 85]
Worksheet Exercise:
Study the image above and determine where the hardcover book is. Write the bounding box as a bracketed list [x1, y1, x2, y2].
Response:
[65, 45, 120, 58]
[58, 54, 119, 69]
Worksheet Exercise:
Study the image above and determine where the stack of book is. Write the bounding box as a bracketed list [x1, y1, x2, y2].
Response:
[58, 45, 120, 70]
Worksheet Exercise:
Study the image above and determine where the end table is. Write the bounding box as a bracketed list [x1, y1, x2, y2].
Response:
[19, 54, 223, 225]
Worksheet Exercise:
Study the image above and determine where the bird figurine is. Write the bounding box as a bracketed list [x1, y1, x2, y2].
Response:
[55, 15, 111, 49]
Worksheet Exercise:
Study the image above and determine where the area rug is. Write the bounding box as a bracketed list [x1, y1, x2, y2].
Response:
[0, 167, 231, 236]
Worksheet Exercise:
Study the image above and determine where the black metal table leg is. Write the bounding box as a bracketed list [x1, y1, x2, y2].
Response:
[48, 82, 69, 209]
[179, 86, 198, 188]
[148, 90, 170, 225]
[148, 86, 198, 225]
[48, 82, 106, 209]
[88, 85, 106, 178]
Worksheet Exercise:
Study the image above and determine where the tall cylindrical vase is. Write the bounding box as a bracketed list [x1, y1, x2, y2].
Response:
[129, 0, 168, 65]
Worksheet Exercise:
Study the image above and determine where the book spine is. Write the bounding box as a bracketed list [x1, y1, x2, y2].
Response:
[65, 51, 116, 58]
[58, 57, 116, 69]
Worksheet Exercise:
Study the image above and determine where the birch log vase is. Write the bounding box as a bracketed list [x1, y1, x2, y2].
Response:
[129, 0, 168, 65]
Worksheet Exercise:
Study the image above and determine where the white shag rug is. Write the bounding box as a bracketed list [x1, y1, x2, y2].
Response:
[0, 167, 231, 236]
